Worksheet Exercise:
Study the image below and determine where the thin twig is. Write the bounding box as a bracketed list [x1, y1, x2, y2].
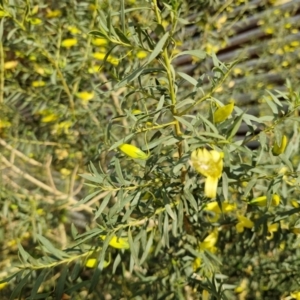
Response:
[0, 138, 43, 167]
[45, 155, 59, 192]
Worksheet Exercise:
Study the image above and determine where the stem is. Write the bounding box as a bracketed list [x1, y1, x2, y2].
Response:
[0, 41, 4, 104]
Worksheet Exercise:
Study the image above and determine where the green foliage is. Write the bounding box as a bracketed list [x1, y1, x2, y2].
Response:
[1, 0, 300, 299]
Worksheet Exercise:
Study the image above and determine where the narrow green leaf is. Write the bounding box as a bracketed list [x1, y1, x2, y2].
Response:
[115, 27, 131, 45]
[140, 231, 153, 264]
[70, 262, 82, 282]
[55, 265, 68, 300]
[114, 158, 126, 185]
[94, 192, 112, 219]
[264, 96, 278, 114]
[227, 113, 244, 140]
[18, 242, 30, 263]
[163, 212, 169, 247]
[89, 30, 107, 38]
[174, 115, 194, 131]
[112, 253, 122, 274]
[177, 71, 198, 86]
[147, 32, 169, 65]
[172, 49, 206, 61]
[222, 172, 228, 200]
[30, 269, 50, 299]
[128, 229, 139, 265]
[165, 203, 176, 220]
[37, 234, 69, 259]
[10, 271, 31, 300]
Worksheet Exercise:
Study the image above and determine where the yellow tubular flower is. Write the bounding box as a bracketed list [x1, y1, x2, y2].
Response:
[213, 101, 234, 124]
[236, 215, 254, 233]
[119, 144, 148, 160]
[100, 235, 130, 250]
[249, 194, 280, 206]
[272, 135, 287, 156]
[190, 148, 224, 198]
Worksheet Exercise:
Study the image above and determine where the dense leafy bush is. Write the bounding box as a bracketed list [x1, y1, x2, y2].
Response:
[1, 0, 300, 299]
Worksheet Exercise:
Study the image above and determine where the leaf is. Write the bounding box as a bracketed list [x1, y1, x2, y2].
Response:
[146, 31, 169, 65]
[37, 234, 69, 259]
[227, 112, 244, 140]
[114, 157, 126, 185]
[114, 66, 144, 89]
[264, 95, 278, 114]
[174, 115, 194, 131]
[55, 265, 68, 300]
[172, 49, 206, 61]
[94, 192, 112, 219]
[140, 231, 153, 264]
[10, 271, 31, 300]
[30, 269, 50, 299]
[115, 27, 131, 45]
[177, 71, 198, 86]
[165, 203, 176, 220]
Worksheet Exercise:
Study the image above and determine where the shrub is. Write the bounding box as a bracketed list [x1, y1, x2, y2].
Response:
[1, 0, 300, 299]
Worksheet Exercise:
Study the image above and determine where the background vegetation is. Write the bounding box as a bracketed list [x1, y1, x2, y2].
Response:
[1, 0, 300, 299]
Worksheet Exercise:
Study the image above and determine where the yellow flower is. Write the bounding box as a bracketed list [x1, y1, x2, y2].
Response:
[199, 229, 218, 252]
[136, 50, 148, 59]
[0, 120, 11, 129]
[193, 229, 219, 271]
[204, 201, 236, 222]
[272, 135, 287, 156]
[0, 282, 8, 290]
[88, 65, 102, 74]
[249, 194, 280, 206]
[119, 144, 148, 160]
[68, 26, 81, 35]
[190, 148, 224, 198]
[61, 38, 78, 48]
[4, 61, 18, 69]
[46, 9, 61, 18]
[92, 37, 108, 46]
[76, 91, 94, 103]
[291, 291, 300, 300]
[41, 113, 58, 123]
[205, 201, 236, 214]
[236, 215, 254, 233]
[213, 101, 234, 123]
[31, 80, 46, 87]
[193, 257, 202, 271]
[93, 52, 119, 65]
[267, 223, 279, 240]
[85, 258, 110, 269]
[100, 235, 130, 250]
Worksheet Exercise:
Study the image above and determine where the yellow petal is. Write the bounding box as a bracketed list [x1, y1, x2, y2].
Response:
[118, 144, 148, 160]
[190, 148, 223, 179]
[213, 101, 234, 124]
[204, 176, 218, 198]
[237, 215, 254, 229]
[193, 257, 202, 271]
[200, 229, 218, 250]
